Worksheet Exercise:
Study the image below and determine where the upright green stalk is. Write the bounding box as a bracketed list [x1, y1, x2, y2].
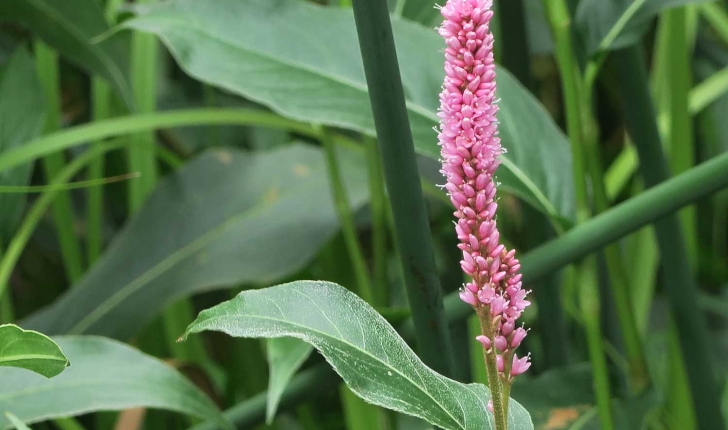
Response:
[542, 0, 648, 394]
[87, 78, 111, 265]
[580, 261, 615, 430]
[476, 308, 507, 430]
[128, 7, 159, 212]
[365, 136, 389, 306]
[34, 42, 85, 283]
[350, 0, 455, 377]
[540, 2, 614, 425]
[654, 8, 698, 264]
[612, 45, 726, 430]
[317, 125, 374, 304]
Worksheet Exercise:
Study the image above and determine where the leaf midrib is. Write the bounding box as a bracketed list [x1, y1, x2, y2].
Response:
[0, 354, 66, 365]
[191, 312, 472, 430]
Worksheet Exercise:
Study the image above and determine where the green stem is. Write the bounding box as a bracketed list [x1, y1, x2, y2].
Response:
[365, 136, 389, 306]
[351, 0, 455, 377]
[655, 7, 698, 265]
[88, 77, 111, 265]
[476, 307, 507, 430]
[612, 45, 726, 430]
[317, 125, 374, 304]
[543, 0, 649, 392]
[580, 259, 614, 430]
[128, 2, 159, 213]
[0, 141, 125, 307]
[190, 149, 728, 430]
[0, 109, 315, 173]
[541, 0, 618, 414]
[34, 41, 85, 283]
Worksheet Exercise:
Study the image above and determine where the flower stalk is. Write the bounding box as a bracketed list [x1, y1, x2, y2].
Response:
[437, 1, 530, 426]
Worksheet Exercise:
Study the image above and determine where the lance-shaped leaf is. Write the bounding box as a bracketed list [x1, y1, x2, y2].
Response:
[22, 144, 368, 339]
[576, 0, 713, 54]
[265, 338, 313, 424]
[183, 281, 534, 430]
[0, 336, 225, 428]
[0, 325, 68, 378]
[0, 0, 133, 107]
[121, 0, 574, 224]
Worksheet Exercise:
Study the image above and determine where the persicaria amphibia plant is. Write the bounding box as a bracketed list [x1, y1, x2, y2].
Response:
[437, 0, 531, 426]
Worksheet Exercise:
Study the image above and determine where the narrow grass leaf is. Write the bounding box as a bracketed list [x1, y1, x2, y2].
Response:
[265, 338, 313, 424]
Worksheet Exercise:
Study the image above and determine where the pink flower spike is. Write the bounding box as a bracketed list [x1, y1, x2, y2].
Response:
[487, 400, 494, 414]
[438, 0, 531, 388]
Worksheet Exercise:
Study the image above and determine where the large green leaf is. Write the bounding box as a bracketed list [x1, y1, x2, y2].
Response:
[576, 0, 712, 54]
[265, 338, 313, 424]
[0, 325, 67, 378]
[22, 144, 368, 339]
[0, 0, 133, 107]
[0, 336, 224, 428]
[122, 0, 574, 223]
[0, 48, 45, 245]
[183, 281, 534, 430]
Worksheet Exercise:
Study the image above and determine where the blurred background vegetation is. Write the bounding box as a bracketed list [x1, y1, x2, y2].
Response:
[0, 0, 727, 429]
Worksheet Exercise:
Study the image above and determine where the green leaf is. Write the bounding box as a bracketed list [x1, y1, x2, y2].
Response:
[0, 0, 133, 107]
[122, 0, 574, 224]
[22, 144, 369, 339]
[0, 325, 68, 379]
[0, 336, 224, 428]
[0, 48, 45, 245]
[183, 281, 534, 430]
[3, 413, 30, 430]
[576, 0, 712, 54]
[265, 338, 313, 424]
